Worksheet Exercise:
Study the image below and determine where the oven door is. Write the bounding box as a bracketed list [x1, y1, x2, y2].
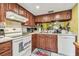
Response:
[12, 38, 24, 56]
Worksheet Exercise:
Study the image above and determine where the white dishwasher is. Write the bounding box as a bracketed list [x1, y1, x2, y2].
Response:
[58, 35, 76, 56]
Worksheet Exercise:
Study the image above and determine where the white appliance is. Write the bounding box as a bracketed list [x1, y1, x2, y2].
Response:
[12, 35, 32, 56]
[4, 19, 23, 37]
[58, 35, 76, 56]
[6, 11, 28, 23]
[4, 28, 22, 37]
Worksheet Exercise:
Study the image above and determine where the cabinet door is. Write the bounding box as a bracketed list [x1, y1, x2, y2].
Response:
[28, 13, 33, 26]
[32, 34, 37, 51]
[39, 34, 45, 49]
[35, 15, 51, 22]
[50, 35, 57, 52]
[35, 16, 43, 22]
[50, 14, 55, 21]
[18, 6, 26, 17]
[45, 35, 51, 51]
[76, 47, 79, 56]
[0, 50, 12, 56]
[0, 41, 12, 54]
[43, 15, 51, 22]
[26, 13, 35, 26]
[36, 35, 40, 48]
[0, 4, 9, 22]
[8, 3, 18, 13]
[45, 35, 57, 52]
[62, 10, 71, 20]
[54, 10, 71, 21]
[25, 11, 30, 25]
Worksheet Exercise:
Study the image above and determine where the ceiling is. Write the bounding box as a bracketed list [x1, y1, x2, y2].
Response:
[19, 3, 76, 16]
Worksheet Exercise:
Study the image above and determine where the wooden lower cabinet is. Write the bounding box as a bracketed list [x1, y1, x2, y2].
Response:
[32, 34, 37, 51]
[45, 35, 57, 53]
[0, 50, 12, 56]
[46, 35, 57, 52]
[0, 41, 12, 56]
[38, 34, 45, 49]
[32, 34, 57, 53]
[76, 47, 79, 56]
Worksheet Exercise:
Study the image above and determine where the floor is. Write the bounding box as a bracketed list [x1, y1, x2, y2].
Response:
[31, 48, 63, 56]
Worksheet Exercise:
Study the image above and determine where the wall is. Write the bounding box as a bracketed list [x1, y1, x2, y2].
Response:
[70, 4, 79, 42]
[69, 4, 78, 41]
[42, 22, 67, 30]
[78, 4, 79, 42]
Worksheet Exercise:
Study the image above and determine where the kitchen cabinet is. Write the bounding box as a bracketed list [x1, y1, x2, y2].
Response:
[32, 34, 37, 51]
[32, 34, 58, 52]
[76, 47, 79, 56]
[0, 3, 19, 22]
[25, 11, 35, 26]
[0, 50, 12, 56]
[54, 10, 71, 21]
[42, 15, 51, 22]
[0, 3, 35, 26]
[30, 15, 35, 26]
[74, 42, 79, 56]
[36, 34, 40, 48]
[8, 3, 19, 14]
[35, 15, 51, 23]
[0, 4, 4, 22]
[37, 34, 46, 49]
[45, 35, 57, 52]
[18, 6, 26, 17]
[35, 16, 42, 22]
[0, 41, 12, 56]
[35, 10, 71, 23]
[49, 14, 55, 21]
[0, 4, 9, 22]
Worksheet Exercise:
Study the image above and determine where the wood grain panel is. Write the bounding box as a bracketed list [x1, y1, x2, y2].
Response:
[0, 41, 12, 56]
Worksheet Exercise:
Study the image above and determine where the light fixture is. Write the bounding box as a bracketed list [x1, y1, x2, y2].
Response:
[36, 5, 40, 9]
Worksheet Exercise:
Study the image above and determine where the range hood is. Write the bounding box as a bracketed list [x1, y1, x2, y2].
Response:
[6, 11, 28, 23]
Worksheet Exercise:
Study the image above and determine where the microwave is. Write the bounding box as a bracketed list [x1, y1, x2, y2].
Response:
[22, 26, 37, 34]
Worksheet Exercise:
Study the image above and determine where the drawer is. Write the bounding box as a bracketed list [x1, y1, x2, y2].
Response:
[0, 50, 12, 56]
[0, 41, 12, 54]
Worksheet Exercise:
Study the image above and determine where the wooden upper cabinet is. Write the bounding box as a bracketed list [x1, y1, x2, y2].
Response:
[49, 14, 54, 21]
[31, 15, 35, 26]
[18, 6, 26, 17]
[35, 15, 50, 23]
[25, 12, 35, 26]
[42, 15, 50, 22]
[8, 3, 19, 14]
[54, 10, 71, 21]
[35, 16, 41, 22]
[35, 10, 71, 23]
[62, 10, 71, 20]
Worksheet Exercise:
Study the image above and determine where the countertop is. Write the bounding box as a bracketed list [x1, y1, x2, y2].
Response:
[0, 37, 13, 43]
[29, 31, 77, 36]
[0, 31, 77, 43]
